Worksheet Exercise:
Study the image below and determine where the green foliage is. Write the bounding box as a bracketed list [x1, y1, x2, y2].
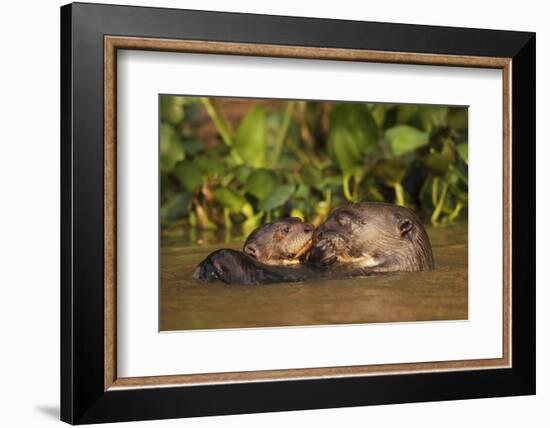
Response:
[233, 165, 251, 184]
[328, 103, 377, 176]
[213, 188, 247, 213]
[456, 144, 468, 164]
[372, 159, 406, 185]
[174, 160, 202, 192]
[258, 184, 295, 211]
[160, 96, 185, 125]
[160, 192, 191, 224]
[194, 154, 227, 179]
[419, 106, 449, 131]
[234, 106, 267, 167]
[385, 125, 429, 157]
[424, 153, 450, 177]
[160, 123, 184, 173]
[245, 169, 279, 200]
[159, 95, 469, 231]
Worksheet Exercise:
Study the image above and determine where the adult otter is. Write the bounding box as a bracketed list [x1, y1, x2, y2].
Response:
[243, 217, 314, 265]
[308, 202, 434, 273]
[193, 249, 319, 285]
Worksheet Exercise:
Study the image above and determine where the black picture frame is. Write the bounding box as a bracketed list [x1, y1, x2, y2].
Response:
[61, 2, 535, 424]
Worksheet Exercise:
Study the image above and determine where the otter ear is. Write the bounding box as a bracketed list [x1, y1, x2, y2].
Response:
[336, 213, 351, 227]
[244, 243, 258, 258]
[398, 218, 414, 237]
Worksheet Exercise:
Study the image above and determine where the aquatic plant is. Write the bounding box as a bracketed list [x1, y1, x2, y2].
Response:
[160, 96, 468, 233]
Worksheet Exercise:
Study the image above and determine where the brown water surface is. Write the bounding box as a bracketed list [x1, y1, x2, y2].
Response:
[160, 223, 467, 331]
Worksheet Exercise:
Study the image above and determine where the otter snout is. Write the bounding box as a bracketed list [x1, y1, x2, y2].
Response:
[308, 231, 347, 267]
[308, 239, 337, 266]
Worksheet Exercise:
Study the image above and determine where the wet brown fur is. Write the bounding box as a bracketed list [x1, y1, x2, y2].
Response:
[243, 217, 314, 266]
[308, 202, 434, 273]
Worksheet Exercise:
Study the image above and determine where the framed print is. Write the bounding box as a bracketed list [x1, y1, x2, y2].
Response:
[60, 2, 535, 424]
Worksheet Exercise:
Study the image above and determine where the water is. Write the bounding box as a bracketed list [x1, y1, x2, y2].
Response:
[160, 223, 468, 331]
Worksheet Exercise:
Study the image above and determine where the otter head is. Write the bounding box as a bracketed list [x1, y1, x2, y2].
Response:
[308, 202, 434, 272]
[243, 217, 314, 266]
[193, 249, 254, 284]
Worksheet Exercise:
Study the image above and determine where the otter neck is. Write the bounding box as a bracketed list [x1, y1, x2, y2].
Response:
[384, 240, 434, 272]
[350, 241, 433, 273]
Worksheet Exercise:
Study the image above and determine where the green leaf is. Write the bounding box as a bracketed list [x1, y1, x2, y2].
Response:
[456, 144, 468, 164]
[258, 184, 295, 211]
[327, 127, 362, 176]
[327, 103, 378, 175]
[160, 96, 185, 125]
[234, 106, 266, 167]
[418, 106, 448, 131]
[160, 123, 184, 174]
[385, 125, 429, 157]
[213, 188, 247, 213]
[369, 103, 389, 127]
[183, 139, 204, 156]
[173, 160, 202, 192]
[160, 192, 191, 224]
[331, 103, 378, 153]
[245, 168, 279, 200]
[372, 159, 406, 185]
[233, 165, 252, 184]
[194, 155, 227, 178]
[330, 104, 379, 153]
[294, 184, 310, 199]
[424, 153, 450, 177]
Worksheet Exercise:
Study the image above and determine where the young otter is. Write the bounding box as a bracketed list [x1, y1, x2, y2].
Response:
[194, 218, 315, 285]
[193, 249, 320, 285]
[308, 202, 434, 273]
[243, 217, 314, 265]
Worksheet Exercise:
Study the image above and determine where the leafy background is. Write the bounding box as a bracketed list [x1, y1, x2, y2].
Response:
[160, 96, 468, 237]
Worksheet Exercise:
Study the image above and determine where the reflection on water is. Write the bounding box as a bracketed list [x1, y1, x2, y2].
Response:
[160, 223, 468, 331]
